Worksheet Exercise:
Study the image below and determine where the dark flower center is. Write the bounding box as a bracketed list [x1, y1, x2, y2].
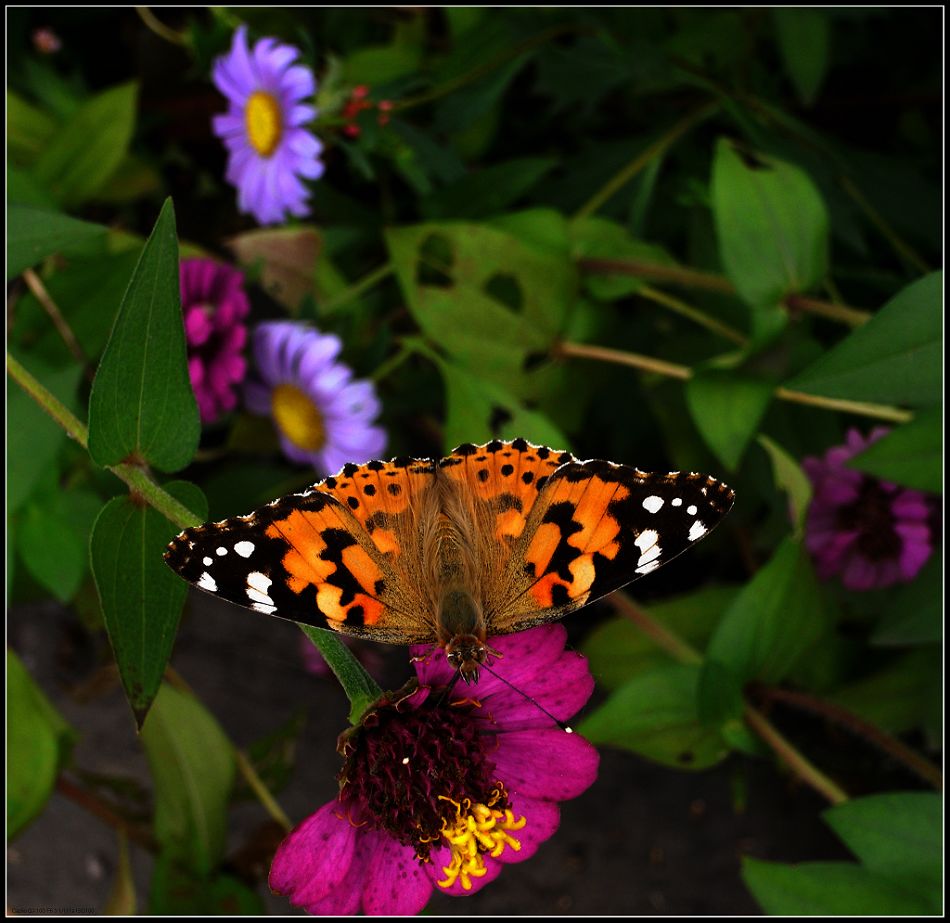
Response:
[337, 684, 506, 861]
[835, 479, 902, 562]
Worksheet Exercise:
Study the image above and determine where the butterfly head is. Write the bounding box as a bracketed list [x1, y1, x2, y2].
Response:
[445, 634, 490, 685]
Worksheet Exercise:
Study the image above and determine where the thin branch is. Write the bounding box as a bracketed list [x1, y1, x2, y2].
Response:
[755, 686, 943, 792]
[638, 284, 748, 345]
[608, 592, 702, 665]
[135, 6, 187, 46]
[56, 775, 158, 853]
[744, 706, 849, 805]
[23, 269, 87, 365]
[555, 340, 913, 424]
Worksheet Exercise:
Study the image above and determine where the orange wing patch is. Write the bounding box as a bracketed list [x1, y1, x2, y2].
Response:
[314, 457, 437, 560]
[439, 438, 576, 543]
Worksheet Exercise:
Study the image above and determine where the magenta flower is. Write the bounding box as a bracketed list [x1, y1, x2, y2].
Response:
[270, 624, 599, 914]
[245, 321, 386, 475]
[802, 427, 934, 590]
[180, 258, 249, 424]
[212, 25, 324, 225]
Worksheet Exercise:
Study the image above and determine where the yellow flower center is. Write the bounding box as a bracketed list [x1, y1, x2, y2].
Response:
[435, 792, 526, 892]
[245, 91, 282, 157]
[271, 383, 325, 451]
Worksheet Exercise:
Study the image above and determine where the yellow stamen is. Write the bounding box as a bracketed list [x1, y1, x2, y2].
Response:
[435, 791, 526, 891]
[245, 90, 282, 157]
[271, 383, 325, 451]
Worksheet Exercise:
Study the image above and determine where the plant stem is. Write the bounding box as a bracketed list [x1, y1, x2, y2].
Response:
[320, 262, 393, 314]
[233, 750, 293, 832]
[297, 625, 383, 725]
[22, 269, 87, 365]
[609, 592, 850, 805]
[135, 6, 187, 45]
[555, 340, 913, 424]
[56, 774, 158, 853]
[609, 593, 702, 664]
[579, 257, 871, 327]
[744, 705, 849, 805]
[638, 284, 748, 345]
[7, 352, 201, 530]
[755, 686, 943, 792]
[575, 101, 719, 221]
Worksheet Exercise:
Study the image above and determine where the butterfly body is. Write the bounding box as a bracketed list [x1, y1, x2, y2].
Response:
[165, 439, 734, 683]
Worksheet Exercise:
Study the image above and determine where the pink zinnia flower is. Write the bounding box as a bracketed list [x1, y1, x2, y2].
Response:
[180, 258, 250, 424]
[270, 624, 599, 914]
[802, 427, 935, 590]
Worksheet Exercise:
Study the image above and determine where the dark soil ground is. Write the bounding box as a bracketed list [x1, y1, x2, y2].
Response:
[8, 593, 854, 915]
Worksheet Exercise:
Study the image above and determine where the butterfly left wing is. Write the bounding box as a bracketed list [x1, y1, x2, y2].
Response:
[164, 458, 441, 644]
[485, 457, 735, 634]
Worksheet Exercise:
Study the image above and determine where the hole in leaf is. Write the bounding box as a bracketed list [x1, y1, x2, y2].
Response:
[489, 405, 513, 432]
[735, 147, 769, 171]
[483, 272, 524, 312]
[416, 233, 454, 288]
[523, 350, 550, 372]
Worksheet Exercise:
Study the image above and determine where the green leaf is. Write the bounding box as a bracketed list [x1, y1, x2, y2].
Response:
[17, 488, 102, 602]
[422, 158, 557, 220]
[140, 684, 236, 875]
[705, 537, 826, 685]
[570, 215, 680, 301]
[742, 858, 935, 915]
[757, 434, 813, 538]
[685, 369, 773, 470]
[711, 139, 829, 311]
[773, 9, 831, 107]
[88, 199, 200, 472]
[33, 82, 138, 207]
[7, 205, 108, 279]
[7, 362, 81, 513]
[7, 89, 57, 165]
[784, 272, 942, 408]
[90, 481, 207, 726]
[582, 585, 739, 690]
[149, 854, 265, 915]
[578, 663, 730, 770]
[7, 649, 76, 837]
[824, 793, 941, 901]
[410, 341, 569, 452]
[386, 223, 575, 393]
[872, 554, 942, 646]
[847, 408, 942, 493]
[828, 647, 940, 736]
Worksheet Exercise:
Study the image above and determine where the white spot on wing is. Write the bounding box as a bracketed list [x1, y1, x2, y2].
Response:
[203, 556, 213, 566]
[234, 541, 255, 558]
[687, 504, 698, 516]
[637, 544, 662, 568]
[642, 495, 664, 514]
[689, 520, 707, 541]
[216, 546, 228, 556]
[250, 601, 277, 614]
[198, 572, 217, 592]
[246, 571, 274, 606]
[672, 498, 683, 507]
[636, 558, 661, 576]
[635, 529, 659, 553]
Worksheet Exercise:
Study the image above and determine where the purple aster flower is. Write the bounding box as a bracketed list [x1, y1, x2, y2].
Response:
[269, 624, 599, 914]
[802, 427, 935, 591]
[212, 25, 324, 226]
[180, 258, 249, 424]
[245, 321, 386, 475]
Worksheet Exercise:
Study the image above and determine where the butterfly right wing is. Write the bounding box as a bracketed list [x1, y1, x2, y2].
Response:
[165, 458, 441, 644]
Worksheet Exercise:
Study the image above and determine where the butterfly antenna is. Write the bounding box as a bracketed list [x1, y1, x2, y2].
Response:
[480, 662, 574, 734]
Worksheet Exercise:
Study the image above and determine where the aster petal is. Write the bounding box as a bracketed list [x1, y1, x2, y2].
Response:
[244, 381, 272, 415]
[279, 432, 322, 467]
[288, 103, 318, 127]
[253, 322, 301, 384]
[492, 728, 599, 801]
[211, 111, 246, 138]
[269, 801, 358, 909]
[280, 64, 316, 100]
[296, 334, 344, 383]
[361, 829, 433, 915]
[227, 25, 258, 93]
[287, 128, 323, 158]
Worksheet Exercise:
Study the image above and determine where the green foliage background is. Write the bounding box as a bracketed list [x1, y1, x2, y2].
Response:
[7, 7, 942, 915]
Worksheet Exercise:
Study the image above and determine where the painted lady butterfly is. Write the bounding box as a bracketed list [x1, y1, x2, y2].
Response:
[165, 439, 734, 683]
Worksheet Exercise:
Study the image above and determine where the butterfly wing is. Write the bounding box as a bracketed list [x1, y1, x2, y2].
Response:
[483, 454, 735, 635]
[164, 457, 440, 644]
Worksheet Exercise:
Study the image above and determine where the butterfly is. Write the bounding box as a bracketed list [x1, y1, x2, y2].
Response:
[164, 439, 734, 684]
